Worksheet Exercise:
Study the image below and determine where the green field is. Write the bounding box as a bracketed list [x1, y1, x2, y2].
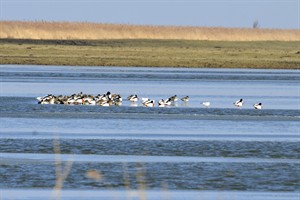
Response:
[1, 39, 299, 69]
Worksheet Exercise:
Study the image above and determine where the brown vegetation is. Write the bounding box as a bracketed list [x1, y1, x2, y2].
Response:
[1, 21, 299, 41]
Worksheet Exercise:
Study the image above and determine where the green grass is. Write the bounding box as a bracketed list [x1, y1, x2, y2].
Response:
[1, 39, 299, 69]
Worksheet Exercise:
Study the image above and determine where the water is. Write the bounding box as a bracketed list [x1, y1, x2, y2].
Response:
[0, 65, 299, 200]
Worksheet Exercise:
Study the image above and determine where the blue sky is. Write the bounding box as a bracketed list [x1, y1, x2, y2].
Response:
[1, 0, 299, 29]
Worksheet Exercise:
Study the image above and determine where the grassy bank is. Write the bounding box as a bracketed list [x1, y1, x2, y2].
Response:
[1, 39, 299, 69]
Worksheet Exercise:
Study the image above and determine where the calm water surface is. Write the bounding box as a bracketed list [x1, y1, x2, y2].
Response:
[0, 65, 299, 200]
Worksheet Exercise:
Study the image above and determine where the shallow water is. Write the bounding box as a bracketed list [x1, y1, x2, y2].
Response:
[2, 189, 299, 200]
[0, 65, 299, 199]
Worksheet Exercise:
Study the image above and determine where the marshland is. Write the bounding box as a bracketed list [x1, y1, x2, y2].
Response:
[1, 21, 300, 69]
[0, 21, 300, 200]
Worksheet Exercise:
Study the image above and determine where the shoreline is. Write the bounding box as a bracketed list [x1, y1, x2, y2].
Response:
[1, 39, 299, 69]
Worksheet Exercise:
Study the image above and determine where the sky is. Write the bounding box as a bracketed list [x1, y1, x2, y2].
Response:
[1, 0, 299, 29]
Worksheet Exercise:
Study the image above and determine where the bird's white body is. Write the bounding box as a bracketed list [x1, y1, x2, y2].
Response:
[141, 98, 150, 103]
[181, 96, 189, 102]
[234, 99, 244, 107]
[143, 99, 155, 107]
[127, 94, 139, 102]
[253, 103, 262, 109]
[202, 101, 210, 107]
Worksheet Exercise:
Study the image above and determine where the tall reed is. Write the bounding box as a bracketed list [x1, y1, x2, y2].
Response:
[1, 21, 299, 41]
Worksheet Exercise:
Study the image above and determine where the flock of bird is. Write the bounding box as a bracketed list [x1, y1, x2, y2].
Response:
[36, 92, 263, 109]
[234, 98, 262, 110]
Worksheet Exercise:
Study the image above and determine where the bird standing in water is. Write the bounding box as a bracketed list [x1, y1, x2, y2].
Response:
[253, 103, 262, 109]
[202, 101, 210, 108]
[181, 96, 189, 102]
[234, 99, 243, 108]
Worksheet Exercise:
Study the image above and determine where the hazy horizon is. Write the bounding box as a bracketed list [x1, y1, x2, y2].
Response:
[1, 0, 299, 30]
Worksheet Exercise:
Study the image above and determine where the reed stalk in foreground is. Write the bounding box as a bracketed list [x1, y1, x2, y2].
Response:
[51, 137, 162, 200]
[52, 135, 73, 200]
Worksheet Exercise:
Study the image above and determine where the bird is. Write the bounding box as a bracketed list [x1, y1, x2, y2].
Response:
[158, 98, 171, 107]
[202, 101, 210, 108]
[106, 91, 112, 99]
[36, 94, 54, 104]
[99, 100, 109, 107]
[127, 94, 139, 102]
[158, 99, 166, 107]
[181, 96, 189, 102]
[169, 95, 178, 102]
[253, 103, 262, 109]
[141, 98, 150, 103]
[36, 96, 43, 102]
[142, 99, 155, 107]
[164, 98, 172, 106]
[234, 99, 243, 107]
[112, 94, 123, 102]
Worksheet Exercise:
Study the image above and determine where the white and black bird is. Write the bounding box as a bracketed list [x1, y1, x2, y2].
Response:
[127, 94, 139, 102]
[158, 99, 166, 107]
[181, 96, 189, 102]
[234, 99, 244, 107]
[202, 101, 210, 108]
[253, 103, 262, 109]
[142, 99, 155, 107]
[169, 95, 178, 102]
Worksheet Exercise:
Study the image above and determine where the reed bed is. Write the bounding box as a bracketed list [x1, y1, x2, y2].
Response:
[1, 21, 299, 41]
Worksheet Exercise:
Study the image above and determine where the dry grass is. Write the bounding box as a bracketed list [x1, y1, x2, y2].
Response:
[1, 21, 299, 41]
